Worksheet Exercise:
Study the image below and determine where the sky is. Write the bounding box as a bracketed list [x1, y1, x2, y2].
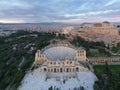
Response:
[0, 0, 120, 23]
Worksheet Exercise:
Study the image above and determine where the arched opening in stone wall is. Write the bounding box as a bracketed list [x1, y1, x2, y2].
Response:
[44, 68, 47, 72]
[60, 68, 63, 72]
[54, 68, 56, 72]
[76, 67, 79, 72]
[67, 68, 69, 72]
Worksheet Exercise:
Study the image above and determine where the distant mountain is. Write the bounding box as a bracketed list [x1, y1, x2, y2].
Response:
[112, 22, 120, 25]
[0, 22, 65, 25]
[1, 22, 120, 25]
[0, 23, 4, 25]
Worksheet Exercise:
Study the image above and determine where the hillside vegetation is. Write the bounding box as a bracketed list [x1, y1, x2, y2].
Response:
[0, 31, 116, 89]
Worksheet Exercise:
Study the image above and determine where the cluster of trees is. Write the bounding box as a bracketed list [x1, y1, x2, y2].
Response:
[71, 36, 111, 56]
[0, 30, 68, 90]
[112, 43, 120, 53]
[0, 31, 33, 89]
[94, 63, 120, 90]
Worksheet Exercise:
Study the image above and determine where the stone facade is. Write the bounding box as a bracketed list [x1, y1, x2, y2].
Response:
[83, 22, 119, 35]
[89, 57, 120, 65]
[33, 43, 89, 73]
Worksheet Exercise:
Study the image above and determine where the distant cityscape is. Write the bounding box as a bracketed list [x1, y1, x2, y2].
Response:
[0, 22, 120, 47]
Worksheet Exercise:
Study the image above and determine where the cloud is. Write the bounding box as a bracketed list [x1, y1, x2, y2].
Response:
[105, 0, 118, 6]
[0, 0, 33, 10]
[64, 9, 120, 17]
[0, 0, 120, 23]
[54, 16, 120, 23]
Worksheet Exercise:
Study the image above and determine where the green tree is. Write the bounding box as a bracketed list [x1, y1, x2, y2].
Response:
[94, 83, 100, 90]
[48, 86, 53, 90]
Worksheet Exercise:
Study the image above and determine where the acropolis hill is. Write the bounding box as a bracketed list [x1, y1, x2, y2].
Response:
[82, 22, 120, 46]
[62, 22, 120, 47]
[83, 22, 118, 35]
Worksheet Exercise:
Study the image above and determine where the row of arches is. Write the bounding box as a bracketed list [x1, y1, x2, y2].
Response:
[92, 58, 120, 63]
[48, 61, 74, 66]
[41, 67, 86, 72]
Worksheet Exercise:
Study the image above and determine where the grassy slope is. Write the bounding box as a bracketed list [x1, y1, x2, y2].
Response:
[93, 64, 120, 90]
[94, 65, 120, 74]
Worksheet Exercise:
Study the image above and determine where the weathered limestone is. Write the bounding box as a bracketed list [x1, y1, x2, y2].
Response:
[83, 22, 119, 35]
[89, 57, 120, 65]
[33, 43, 89, 74]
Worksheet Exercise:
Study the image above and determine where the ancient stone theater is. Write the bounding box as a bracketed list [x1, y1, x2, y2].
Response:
[32, 42, 92, 78]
